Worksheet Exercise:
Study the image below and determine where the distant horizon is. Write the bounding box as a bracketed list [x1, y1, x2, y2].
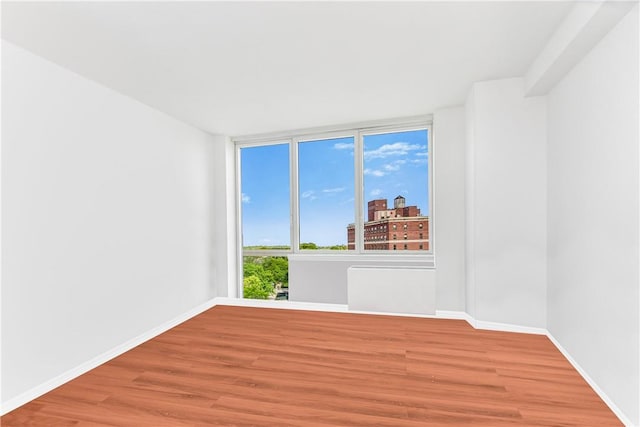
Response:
[241, 129, 428, 247]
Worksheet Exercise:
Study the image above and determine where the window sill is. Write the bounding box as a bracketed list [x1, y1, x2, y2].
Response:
[288, 252, 435, 266]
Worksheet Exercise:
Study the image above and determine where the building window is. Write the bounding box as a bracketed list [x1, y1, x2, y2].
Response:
[393, 244, 397, 250]
[404, 234, 407, 240]
[404, 244, 408, 250]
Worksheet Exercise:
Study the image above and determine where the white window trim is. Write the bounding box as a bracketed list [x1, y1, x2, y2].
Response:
[292, 130, 357, 253]
[234, 116, 435, 294]
[233, 115, 432, 145]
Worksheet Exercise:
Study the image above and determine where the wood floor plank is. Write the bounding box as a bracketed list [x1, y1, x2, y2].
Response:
[2, 305, 622, 426]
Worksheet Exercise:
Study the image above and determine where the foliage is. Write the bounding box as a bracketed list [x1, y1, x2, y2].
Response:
[243, 262, 274, 286]
[243, 275, 273, 299]
[262, 256, 288, 286]
[242, 255, 289, 298]
[328, 245, 347, 250]
[244, 243, 346, 251]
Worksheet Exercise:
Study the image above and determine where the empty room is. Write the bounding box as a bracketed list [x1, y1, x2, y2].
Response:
[1, 1, 639, 426]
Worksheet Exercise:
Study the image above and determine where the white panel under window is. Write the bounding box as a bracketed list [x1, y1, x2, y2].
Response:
[347, 266, 436, 314]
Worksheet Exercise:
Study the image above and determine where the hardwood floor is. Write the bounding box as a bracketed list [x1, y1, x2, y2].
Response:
[2, 305, 622, 426]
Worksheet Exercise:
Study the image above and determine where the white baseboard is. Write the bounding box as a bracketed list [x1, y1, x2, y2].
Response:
[216, 301, 546, 337]
[546, 333, 636, 427]
[435, 311, 549, 335]
[1, 298, 218, 416]
[218, 299, 470, 322]
[473, 319, 547, 335]
[436, 310, 474, 321]
[215, 297, 348, 313]
[215, 300, 547, 336]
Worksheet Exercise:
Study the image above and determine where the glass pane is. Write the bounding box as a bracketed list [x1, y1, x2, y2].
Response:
[298, 136, 355, 250]
[241, 144, 290, 249]
[243, 256, 289, 300]
[362, 129, 429, 251]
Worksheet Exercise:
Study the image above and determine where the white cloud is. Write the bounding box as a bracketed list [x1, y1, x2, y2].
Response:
[415, 151, 429, 157]
[382, 160, 407, 172]
[364, 142, 423, 159]
[364, 168, 385, 177]
[334, 142, 354, 150]
[301, 190, 317, 201]
[322, 187, 346, 193]
[241, 193, 250, 203]
[370, 188, 383, 197]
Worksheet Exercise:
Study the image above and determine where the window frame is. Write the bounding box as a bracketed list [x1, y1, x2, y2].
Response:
[235, 116, 434, 295]
[293, 131, 357, 253]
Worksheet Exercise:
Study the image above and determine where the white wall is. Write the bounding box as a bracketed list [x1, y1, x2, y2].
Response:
[465, 90, 477, 318]
[1, 41, 214, 406]
[465, 78, 547, 328]
[546, 6, 639, 425]
[433, 107, 466, 311]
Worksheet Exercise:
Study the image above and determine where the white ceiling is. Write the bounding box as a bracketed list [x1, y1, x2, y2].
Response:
[2, 1, 573, 136]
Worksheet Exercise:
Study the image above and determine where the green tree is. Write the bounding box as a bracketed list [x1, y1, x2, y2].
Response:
[329, 245, 347, 250]
[263, 256, 288, 286]
[300, 242, 318, 250]
[243, 262, 274, 285]
[243, 275, 272, 299]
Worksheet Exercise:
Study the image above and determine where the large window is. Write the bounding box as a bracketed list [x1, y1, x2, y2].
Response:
[237, 119, 432, 298]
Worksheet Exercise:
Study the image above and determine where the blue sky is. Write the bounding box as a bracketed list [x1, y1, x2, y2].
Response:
[241, 129, 428, 247]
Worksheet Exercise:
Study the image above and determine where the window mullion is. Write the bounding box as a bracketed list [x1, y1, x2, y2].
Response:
[354, 130, 364, 253]
[427, 124, 434, 256]
[235, 144, 243, 298]
[290, 138, 300, 253]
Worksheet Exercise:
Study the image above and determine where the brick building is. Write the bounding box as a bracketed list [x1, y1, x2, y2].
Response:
[347, 196, 429, 251]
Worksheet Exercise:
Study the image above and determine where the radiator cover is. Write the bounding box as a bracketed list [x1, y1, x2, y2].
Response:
[347, 266, 436, 315]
